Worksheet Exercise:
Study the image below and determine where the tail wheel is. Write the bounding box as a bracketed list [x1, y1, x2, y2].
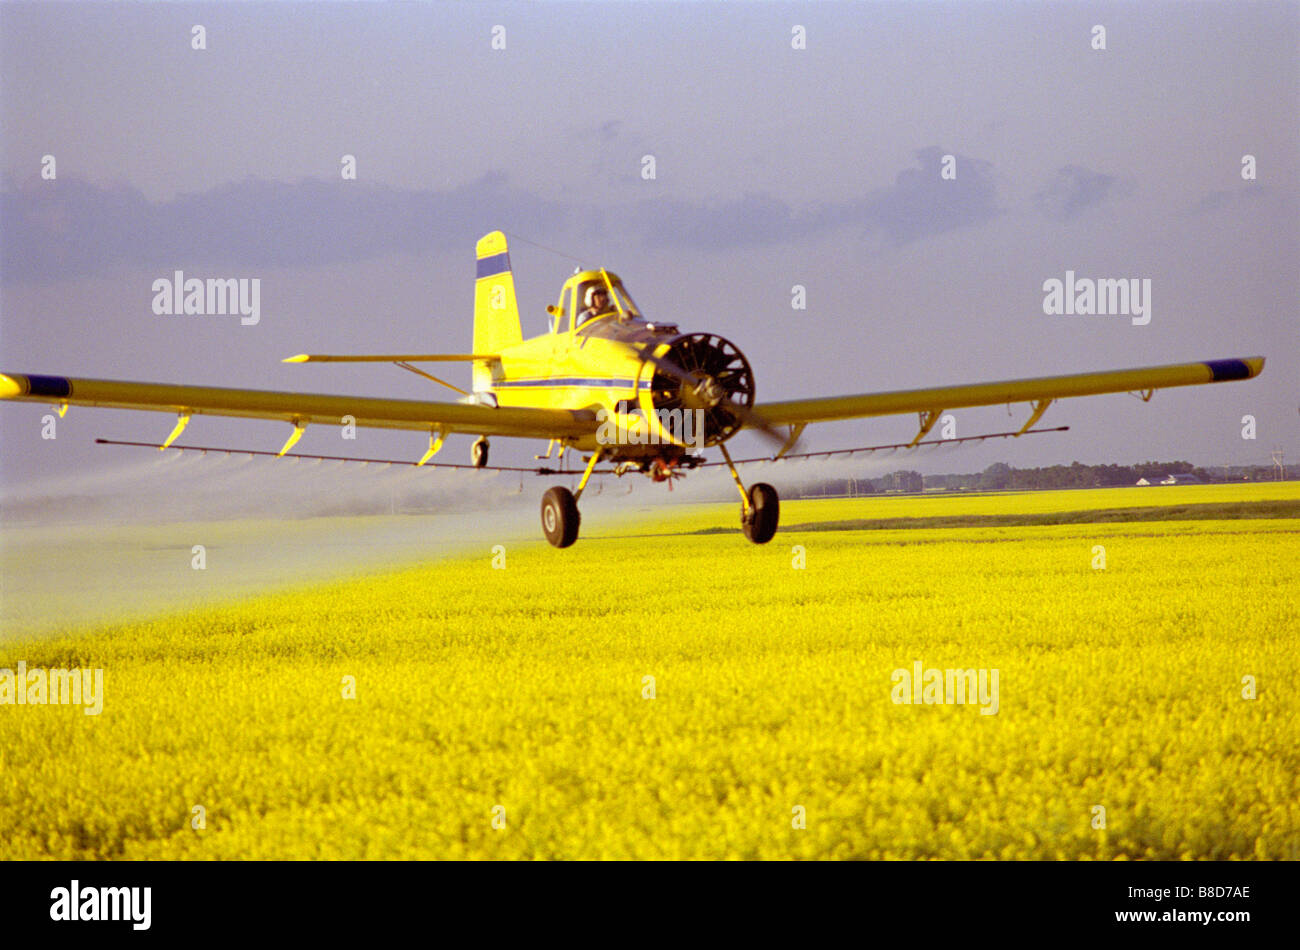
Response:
[742, 482, 779, 544]
[471, 437, 490, 468]
[541, 486, 581, 548]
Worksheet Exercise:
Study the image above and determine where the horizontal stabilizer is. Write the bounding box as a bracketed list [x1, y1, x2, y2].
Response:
[282, 353, 499, 363]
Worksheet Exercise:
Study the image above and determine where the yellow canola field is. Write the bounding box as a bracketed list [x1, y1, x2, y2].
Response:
[1, 483, 1297, 859]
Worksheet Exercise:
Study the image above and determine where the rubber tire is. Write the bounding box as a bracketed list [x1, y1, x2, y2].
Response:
[471, 437, 490, 468]
[541, 486, 581, 548]
[742, 482, 779, 544]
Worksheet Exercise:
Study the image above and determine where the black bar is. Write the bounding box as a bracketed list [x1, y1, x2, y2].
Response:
[0, 859, 1285, 939]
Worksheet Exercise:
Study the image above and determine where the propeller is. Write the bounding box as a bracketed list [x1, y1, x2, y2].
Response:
[637, 342, 797, 452]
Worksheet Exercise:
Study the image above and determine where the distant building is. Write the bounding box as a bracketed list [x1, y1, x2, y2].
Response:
[1136, 473, 1203, 486]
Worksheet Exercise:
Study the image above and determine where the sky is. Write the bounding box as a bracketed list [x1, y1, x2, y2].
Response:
[1, 0, 1296, 492]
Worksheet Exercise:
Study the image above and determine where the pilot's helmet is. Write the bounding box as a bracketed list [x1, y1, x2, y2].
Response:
[585, 285, 610, 308]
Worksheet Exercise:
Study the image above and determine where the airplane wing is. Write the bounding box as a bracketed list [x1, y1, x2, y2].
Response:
[744, 357, 1264, 447]
[0, 372, 597, 442]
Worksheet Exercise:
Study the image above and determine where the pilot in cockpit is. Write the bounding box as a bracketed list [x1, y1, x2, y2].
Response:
[577, 285, 613, 325]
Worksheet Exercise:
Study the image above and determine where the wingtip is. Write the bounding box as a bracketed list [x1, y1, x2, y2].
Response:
[1240, 356, 1265, 379]
[1205, 357, 1266, 382]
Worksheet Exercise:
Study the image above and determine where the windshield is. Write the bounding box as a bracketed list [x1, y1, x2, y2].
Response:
[608, 283, 643, 319]
[577, 279, 643, 323]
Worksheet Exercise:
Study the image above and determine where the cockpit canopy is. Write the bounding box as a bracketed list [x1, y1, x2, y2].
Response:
[553, 270, 645, 331]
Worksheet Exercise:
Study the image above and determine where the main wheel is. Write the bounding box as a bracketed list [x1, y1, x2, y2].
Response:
[742, 482, 779, 544]
[541, 486, 581, 548]
[471, 437, 490, 468]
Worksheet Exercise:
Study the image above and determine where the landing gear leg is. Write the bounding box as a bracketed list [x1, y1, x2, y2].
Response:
[719, 443, 779, 544]
[540, 448, 603, 548]
[471, 436, 489, 468]
[571, 447, 604, 503]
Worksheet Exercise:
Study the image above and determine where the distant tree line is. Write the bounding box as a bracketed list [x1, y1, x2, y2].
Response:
[788, 461, 1289, 498]
[932, 461, 1238, 491]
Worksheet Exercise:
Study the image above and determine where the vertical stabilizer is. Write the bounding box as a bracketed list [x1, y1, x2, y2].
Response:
[473, 231, 523, 391]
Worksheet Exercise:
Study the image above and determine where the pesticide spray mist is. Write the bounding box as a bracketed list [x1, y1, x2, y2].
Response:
[1, 445, 931, 639]
[1, 450, 547, 638]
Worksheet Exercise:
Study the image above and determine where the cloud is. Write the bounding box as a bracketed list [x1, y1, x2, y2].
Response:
[849, 146, 1003, 245]
[631, 191, 800, 248]
[1032, 165, 1121, 221]
[1, 147, 1005, 282]
[0, 173, 567, 283]
[633, 147, 1003, 248]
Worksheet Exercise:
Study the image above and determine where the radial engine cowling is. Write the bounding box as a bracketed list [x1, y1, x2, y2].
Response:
[646, 333, 755, 447]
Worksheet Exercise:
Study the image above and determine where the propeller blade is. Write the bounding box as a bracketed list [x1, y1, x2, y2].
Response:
[637, 344, 792, 447]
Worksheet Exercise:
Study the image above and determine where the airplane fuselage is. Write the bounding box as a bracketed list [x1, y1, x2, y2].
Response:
[483, 315, 749, 459]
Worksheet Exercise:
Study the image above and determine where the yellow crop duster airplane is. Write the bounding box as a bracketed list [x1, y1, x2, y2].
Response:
[1, 231, 1265, 547]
